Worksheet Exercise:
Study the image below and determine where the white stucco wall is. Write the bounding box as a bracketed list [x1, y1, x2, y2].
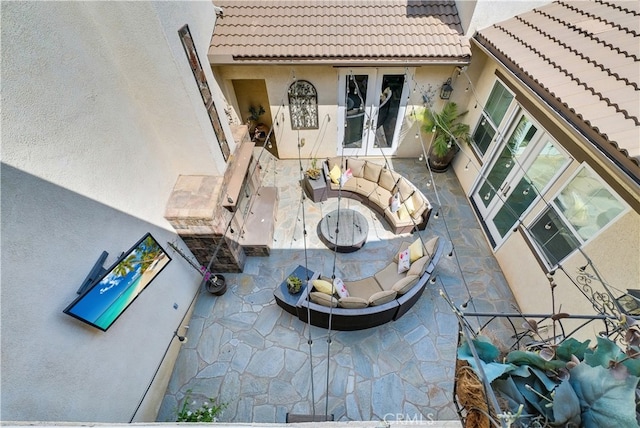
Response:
[456, 0, 553, 36]
[1, 1, 228, 422]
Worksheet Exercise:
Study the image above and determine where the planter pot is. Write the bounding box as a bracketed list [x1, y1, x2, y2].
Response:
[206, 274, 227, 296]
[427, 145, 459, 173]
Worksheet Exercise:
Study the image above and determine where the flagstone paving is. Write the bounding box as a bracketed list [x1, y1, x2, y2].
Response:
[157, 156, 519, 423]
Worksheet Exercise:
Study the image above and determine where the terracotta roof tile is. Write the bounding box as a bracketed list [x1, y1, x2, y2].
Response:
[210, 0, 470, 63]
[474, 0, 640, 176]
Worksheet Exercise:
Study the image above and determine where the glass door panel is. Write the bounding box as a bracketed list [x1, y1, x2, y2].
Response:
[493, 140, 568, 237]
[474, 115, 537, 210]
[344, 74, 369, 152]
[338, 69, 409, 156]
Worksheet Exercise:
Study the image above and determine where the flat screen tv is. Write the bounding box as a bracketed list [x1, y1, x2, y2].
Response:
[64, 233, 171, 331]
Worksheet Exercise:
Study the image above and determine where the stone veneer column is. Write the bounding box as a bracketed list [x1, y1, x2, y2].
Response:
[164, 175, 245, 273]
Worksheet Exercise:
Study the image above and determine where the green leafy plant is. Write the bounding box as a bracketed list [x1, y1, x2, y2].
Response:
[248, 105, 265, 122]
[306, 158, 321, 180]
[176, 389, 226, 422]
[422, 102, 470, 172]
[458, 332, 640, 427]
[286, 275, 303, 294]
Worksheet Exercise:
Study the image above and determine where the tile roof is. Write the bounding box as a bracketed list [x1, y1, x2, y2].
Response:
[209, 0, 471, 64]
[474, 0, 640, 180]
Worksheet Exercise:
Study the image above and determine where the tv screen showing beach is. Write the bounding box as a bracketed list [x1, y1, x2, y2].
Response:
[64, 233, 171, 331]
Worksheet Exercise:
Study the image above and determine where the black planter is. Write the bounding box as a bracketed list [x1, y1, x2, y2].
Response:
[206, 274, 227, 296]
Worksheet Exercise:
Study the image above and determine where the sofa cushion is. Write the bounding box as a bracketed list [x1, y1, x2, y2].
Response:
[394, 178, 414, 202]
[354, 177, 377, 197]
[403, 195, 415, 215]
[407, 255, 429, 276]
[310, 291, 338, 307]
[347, 158, 366, 178]
[410, 192, 428, 220]
[368, 290, 397, 306]
[363, 161, 383, 182]
[338, 296, 369, 309]
[423, 236, 440, 258]
[384, 206, 415, 228]
[344, 277, 383, 300]
[378, 168, 399, 192]
[329, 164, 342, 184]
[368, 186, 393, 211]
[392, 274, 419, 294]
[341, 176, 360, 193]
[327, 156, 345, 172]
[374, 262, 406, 292]
[312, 279, 335, 295]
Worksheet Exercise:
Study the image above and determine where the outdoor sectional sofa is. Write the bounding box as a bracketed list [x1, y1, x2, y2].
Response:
[322, 157, 433, 234]
[291, 235, 445, 331]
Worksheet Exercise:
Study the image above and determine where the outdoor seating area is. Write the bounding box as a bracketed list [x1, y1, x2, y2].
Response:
[157, 155, 520, 423]
[275, 236, 445, 331]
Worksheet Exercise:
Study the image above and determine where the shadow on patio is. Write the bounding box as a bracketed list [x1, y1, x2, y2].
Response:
[156, 157, 519, 423]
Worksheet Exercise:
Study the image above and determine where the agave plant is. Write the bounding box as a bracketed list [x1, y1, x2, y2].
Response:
[422, 102, 470, 172]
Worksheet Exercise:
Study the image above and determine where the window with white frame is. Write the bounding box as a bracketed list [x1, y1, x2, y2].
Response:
[472, 80, 515, 155]
[527, 166, 626, 267]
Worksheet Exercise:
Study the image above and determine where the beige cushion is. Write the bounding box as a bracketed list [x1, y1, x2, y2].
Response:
[312, 279, 335, 295]
[327, 156, 344, 171]
[407, 255, 429, 276]
[392, 274, 419, 294]
[363, 161, 383, 182]
[338, 296, 369, 309]
[394, 178, 414, 202]
[354, 178, 377, 197]
[410, 192, 428, 220]
[374, 262, 406, 292]
[423, 236, 440, 258]
[344, 277, 383, 300]
[309, 291, 338, 307]
[329, 164, 341, 184]
[397, 204, 410, 221]
[368, 186, 393, 211]
[369, 290, 397, 306]
[347, 158, 366, 178]
[341, 176, 360, 192]
[384, 206, 414, 228]
[377, 168, 397, 191]
[408, 238, 424, 262]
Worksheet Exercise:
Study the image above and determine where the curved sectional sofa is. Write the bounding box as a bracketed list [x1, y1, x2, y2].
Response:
[275, 236, 445, 331]
[322, 157, 433, 234]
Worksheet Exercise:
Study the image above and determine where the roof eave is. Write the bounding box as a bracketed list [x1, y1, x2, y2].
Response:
[472, 34, 640, 187]
[208, 54, 471, 67]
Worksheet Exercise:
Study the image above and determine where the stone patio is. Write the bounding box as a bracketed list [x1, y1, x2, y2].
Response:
[156, 155, 519, 423]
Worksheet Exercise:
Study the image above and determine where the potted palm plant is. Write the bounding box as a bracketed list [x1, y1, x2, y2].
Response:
[422, 102, 470, 173]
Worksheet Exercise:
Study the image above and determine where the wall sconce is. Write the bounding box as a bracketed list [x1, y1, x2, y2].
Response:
[440, 78, 453, 100]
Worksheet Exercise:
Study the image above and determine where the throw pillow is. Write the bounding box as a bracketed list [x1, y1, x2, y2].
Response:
[312, 279, 335, 295]
[329, 164, 341, 184]
[389, 192, 400, 213]
[397, 204, 409, 220]
[333, 277, 349, 298]
[408, 238, 424, 262]
[397, 248, 411, 274]
[403, 196, 415, 215]
[423, 236, 440, 258]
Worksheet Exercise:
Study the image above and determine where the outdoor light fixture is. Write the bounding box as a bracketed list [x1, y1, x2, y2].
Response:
[174, 326, 189, 343]
[440, 78, 453, 100]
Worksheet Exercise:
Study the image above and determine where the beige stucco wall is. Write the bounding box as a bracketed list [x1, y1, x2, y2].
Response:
[452, 44, 640, 341]
[1, 1, 227, 422]
[213, 64, 459, 160]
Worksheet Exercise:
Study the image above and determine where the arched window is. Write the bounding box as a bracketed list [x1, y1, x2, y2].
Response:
[288, 80, 318, 130]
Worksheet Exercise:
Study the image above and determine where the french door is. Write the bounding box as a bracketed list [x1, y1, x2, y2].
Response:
[337, 68, 410, 156]
[471, 111, 570, 246]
